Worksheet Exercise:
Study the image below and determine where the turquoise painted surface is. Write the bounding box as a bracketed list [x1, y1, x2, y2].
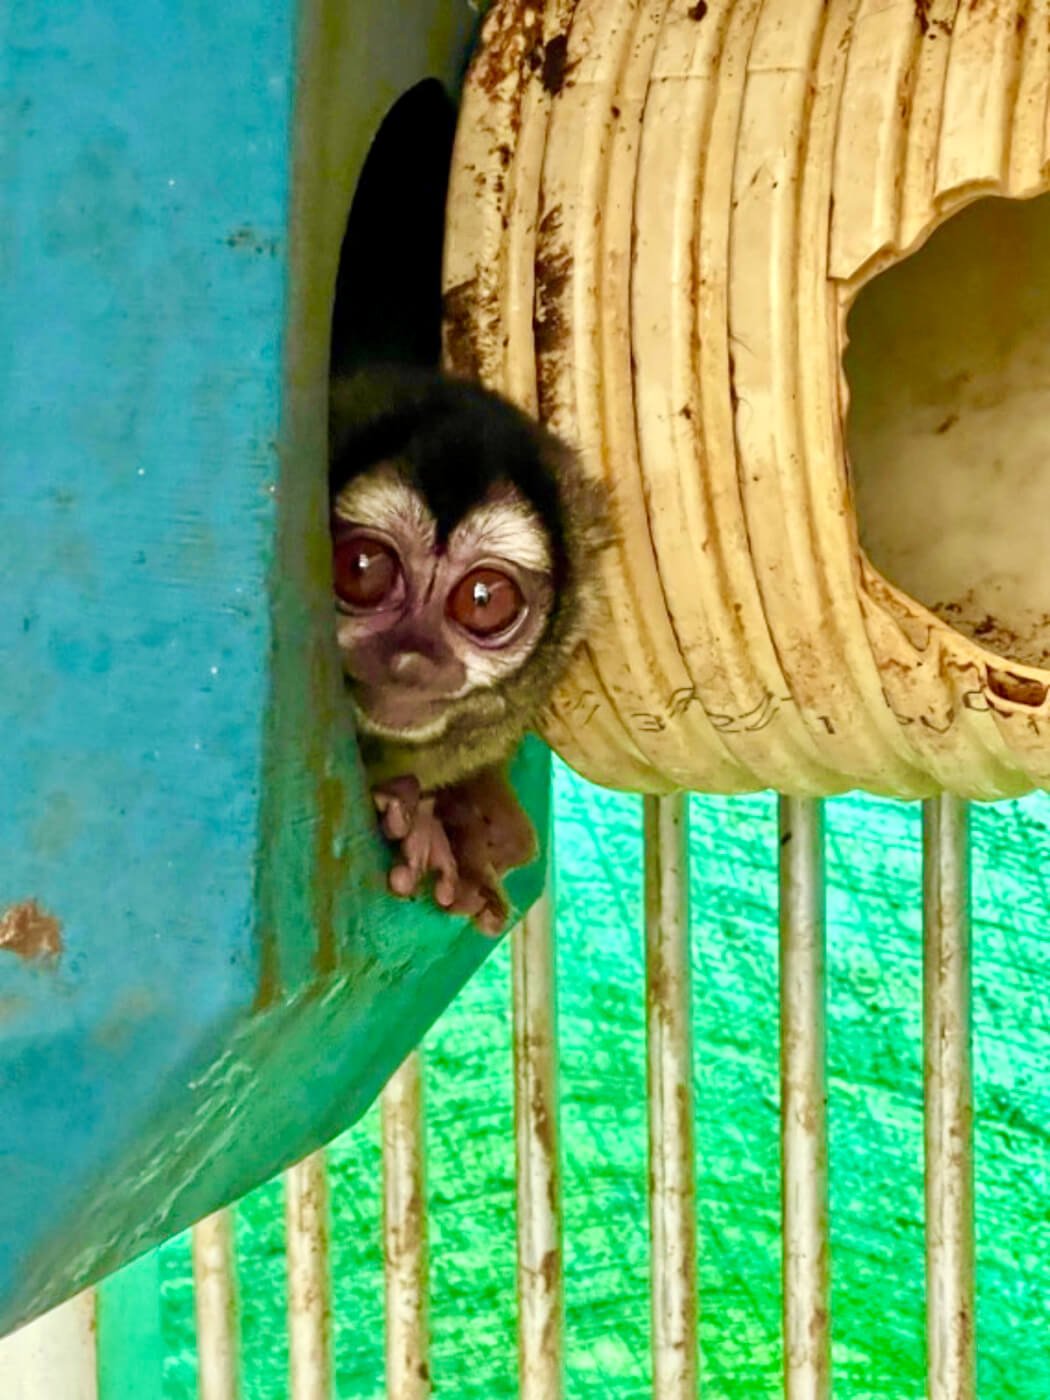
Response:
[140, 763, 1048, 1397]
[97, 1250, 165, 1400]
[0, 0, 546, 1335]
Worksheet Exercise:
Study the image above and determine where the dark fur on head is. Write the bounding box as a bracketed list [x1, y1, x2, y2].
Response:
[329, 366, 610, 789]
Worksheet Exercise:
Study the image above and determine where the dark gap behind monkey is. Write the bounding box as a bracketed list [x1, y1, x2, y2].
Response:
[328, 80, 608, 934]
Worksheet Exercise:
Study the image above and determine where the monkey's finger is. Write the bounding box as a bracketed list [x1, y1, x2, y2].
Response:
[472, 899, 507, 938]
[390, 834, 432, 895]
[433, 874, 459, 908]
[373, 776, 422, 841]
[429, 831, 460, 909]
[397, 798, 441, 872]
[389, 828, 432, 897]
[479, 875, 511, 934]
[378, 802, 412, 841]
[444, 869, 507, 934]
[440, 878, 486, 919]
[389, 862, 422, 898]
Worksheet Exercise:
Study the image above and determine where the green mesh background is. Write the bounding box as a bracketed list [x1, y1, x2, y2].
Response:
[156, 760, 1050, 1397]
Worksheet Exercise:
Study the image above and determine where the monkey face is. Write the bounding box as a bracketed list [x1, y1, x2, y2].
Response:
[331, 463, 554, 743]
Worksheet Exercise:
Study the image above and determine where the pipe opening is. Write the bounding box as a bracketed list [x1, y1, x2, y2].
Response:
[845, 191, 1050, 670]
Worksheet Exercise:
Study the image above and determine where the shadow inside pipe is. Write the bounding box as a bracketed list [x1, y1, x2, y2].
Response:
[845, 190, 1050, 669]
[330, 77, 457, 376]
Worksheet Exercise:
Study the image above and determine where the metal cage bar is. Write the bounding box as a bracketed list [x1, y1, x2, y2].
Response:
[382, 1052, 430, 1400]
[9, 796, 993, 1400]
[285, 1150, 333, 1400]
[0, 1291, 99, 1400]
[512, 888, 564, 1399]
[192, 1209, 241, 1400]
[922, 795, 976, 1399]
[778, 796, 831, 1399]
[643, 794, 699, 1397]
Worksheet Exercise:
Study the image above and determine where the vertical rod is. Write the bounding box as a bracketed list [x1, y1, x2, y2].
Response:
[513, 883, 564, 1400]
[285, 1150, 333, 1400]
[643, 793, 698, 1398]
[778, 796, 830, 1400]
[922, 795, 976, 1399]
[0, 1290, 99, 1400]
[192, 1208, 241, 1400]
[382, 1051, 430, 1400]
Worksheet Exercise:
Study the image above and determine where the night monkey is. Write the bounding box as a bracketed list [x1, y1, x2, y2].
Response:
[329, 366, 607, 934]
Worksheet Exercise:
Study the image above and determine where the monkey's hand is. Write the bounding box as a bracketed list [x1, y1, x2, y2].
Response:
[434, 769, 538, 937]
[372, 769, 537, 938]
[372, 776, 459, 909]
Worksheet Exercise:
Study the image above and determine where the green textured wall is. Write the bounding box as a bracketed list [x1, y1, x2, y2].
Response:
[148, 761, 1049, 1397]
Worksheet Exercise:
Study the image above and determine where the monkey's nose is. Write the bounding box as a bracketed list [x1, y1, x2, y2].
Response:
[389, 650, 437, 685]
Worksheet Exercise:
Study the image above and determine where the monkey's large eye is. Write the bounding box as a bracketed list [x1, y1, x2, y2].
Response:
[333, 535, 401, 608]
[447, 568, 525, 638]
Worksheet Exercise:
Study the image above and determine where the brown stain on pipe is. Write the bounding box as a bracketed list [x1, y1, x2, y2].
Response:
[0, 900, 63, 962]
[540, 34, 572, 96]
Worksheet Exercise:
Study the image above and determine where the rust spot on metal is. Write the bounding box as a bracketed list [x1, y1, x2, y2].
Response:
[0, 900, 63, 962]
[957, 1303, 972, 1349]
[254, 957, 279, 1009]
[647, 940, 669, 1012]
[312, 769, 346, 977]
[309, 642, 349, 979]
[531, 1070, 554, 1156]
[987, 667, 1048, 708]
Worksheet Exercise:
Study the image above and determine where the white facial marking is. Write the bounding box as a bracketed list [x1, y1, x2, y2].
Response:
[449, 493, 552, 574]
[459, 642, 534, 691]
[333, 464, 435, 548]
[350, 700, 454, 744]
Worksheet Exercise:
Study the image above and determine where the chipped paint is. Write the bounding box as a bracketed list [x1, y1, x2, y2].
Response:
[0, 900, 63, 962]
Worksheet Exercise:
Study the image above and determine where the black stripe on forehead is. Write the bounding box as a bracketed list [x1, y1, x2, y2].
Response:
[330, 371, 566, 564]
[408, 386, 562, 539]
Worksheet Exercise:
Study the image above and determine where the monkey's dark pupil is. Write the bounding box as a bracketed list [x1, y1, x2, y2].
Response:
[449, 568, 524, 638]
[334, 536, 399, 607]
